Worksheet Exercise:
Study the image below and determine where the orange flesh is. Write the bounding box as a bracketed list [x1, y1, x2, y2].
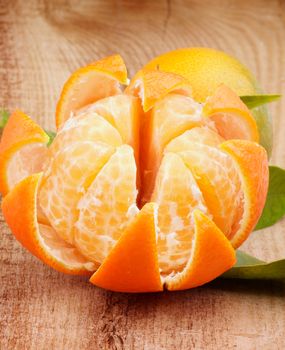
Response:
[0, 65, 268, 292]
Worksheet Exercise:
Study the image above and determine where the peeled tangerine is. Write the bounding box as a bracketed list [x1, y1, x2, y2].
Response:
[0, 54, 269, 292]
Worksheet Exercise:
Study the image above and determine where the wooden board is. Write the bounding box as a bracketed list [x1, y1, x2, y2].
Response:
[0, 0, 285, 348]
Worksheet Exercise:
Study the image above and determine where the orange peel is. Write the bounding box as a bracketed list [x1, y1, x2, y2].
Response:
[90, 203, 163, 292]
[2, 173, 95, 275]
[0, 110, 49, 196]
[56, 54, 128, 128]
[1, 53, 270, 293]
[125, 69, 192, 112]
[204, 84, 259, 142]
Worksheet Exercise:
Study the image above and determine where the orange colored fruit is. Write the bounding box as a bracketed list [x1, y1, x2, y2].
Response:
[0, 110, 49, 196]
[204, 84, 259, 142]
[1, 53, 269, 292]
[220, 140, 269, 247]
[125, 69, 192, 112]
[56, 54, 128, 128]
[144, 47, 272, 154]
[2, 173, 95, 274]
[90, 202, 162, 292]
[166, 210, 236, 291]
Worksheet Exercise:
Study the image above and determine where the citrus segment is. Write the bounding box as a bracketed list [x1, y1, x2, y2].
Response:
[165, 126, 224, 153]
[139, 93, 207, 205]
[76, 94, 141, 148]
[177, 142, 243, 238]
[90, 203, 163, 292]
[151, 152, 208, 275]
[39, 141, 115, 244]
[74, 145, 138, 264]
[51, 111, 122, 155]
[76, 94, 141, 165]
[1, 173, 94, 275]
[0, 110, 49, 195]
[166, 210, 236, 291]
[125, 69, 192, 112]
[56, 54, 128, 128]
[220, 140, 269, 247]
[204, 84, 259, 142]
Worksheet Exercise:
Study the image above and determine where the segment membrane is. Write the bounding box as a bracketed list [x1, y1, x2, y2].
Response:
[74, 145, 138, 264]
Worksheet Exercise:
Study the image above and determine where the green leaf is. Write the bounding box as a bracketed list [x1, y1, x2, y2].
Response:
[255, 166, 285, 230]
[240, 94, 281, 109]
[222, 250, 285, 280]
[0, 109, 9, 129]
[45, 130, 56, 146]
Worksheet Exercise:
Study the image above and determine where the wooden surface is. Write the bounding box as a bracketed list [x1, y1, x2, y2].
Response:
[1, 0, 285, 349]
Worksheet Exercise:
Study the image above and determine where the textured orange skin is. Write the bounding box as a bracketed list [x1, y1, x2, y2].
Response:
[204, 84, 259, 142]
[2, 173, 90, 275]
[166, 210, 236, 291]
[125, 69, 192, 112]
[90, 203, 163, 292]
[0, 110, 49, 195]
[55, 54, 128, 128]
[220, 140, 269, 248]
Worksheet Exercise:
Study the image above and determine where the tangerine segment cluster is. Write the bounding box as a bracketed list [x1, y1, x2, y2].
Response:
[0, 54, 269, 292]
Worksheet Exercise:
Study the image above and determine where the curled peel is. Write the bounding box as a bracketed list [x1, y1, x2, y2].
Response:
[0, 110, 49, 196]
[125, 69, 192, 112]
[220, 140, 269, 248]
[204, 84, 259, 142]
[56, 54, 128, 128]
[2, 173, 94, 275]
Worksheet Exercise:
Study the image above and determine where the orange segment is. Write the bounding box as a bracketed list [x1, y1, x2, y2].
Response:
[166, 210, 236, 291]
[125, 69, 192, 112]
[76, 94, 141, 164]
[165, 126, 224, 153]
[74, 145, 138, 264]
[0, 110, 49, 196]
[139, 93, 208, 205]
[204, 84, 259, 142]
[151, 152, 208, 275]
[1, 173, 95, 275]
[39, 141, 115, 244]
[51, 111, 122, 155]
[220, 140, 269, 248]
[56, 54, 128, 128]
[177, 142, 243, 238]
[90, 203, 163, 292]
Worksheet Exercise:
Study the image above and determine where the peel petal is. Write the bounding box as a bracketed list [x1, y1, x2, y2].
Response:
[56, 54, 128, 128]
[2, 173, 94, 275]
[125, 69, 192, 112]
[220, 140, 269, 248]
[90, 203, 163, 292]
[0, 110, 49, 195]
[166, 210, 236, 291]
[204, 84, 259, 142]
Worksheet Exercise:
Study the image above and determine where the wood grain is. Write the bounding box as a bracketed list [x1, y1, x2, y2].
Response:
[0, 0, 285, 349]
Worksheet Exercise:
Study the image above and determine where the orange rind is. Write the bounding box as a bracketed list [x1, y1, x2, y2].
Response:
[204, 84, 259, 142]
[90, 203, 163, 292]
[0, 53, 270, 293]
[125, 69, 192, 112]
[56, 54, 128, 128]
[0, 110, 49, 196]
[2, 173, 95, 274]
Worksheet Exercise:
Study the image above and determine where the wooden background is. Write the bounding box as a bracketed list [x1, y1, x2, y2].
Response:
[1, 0, 285, 349]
